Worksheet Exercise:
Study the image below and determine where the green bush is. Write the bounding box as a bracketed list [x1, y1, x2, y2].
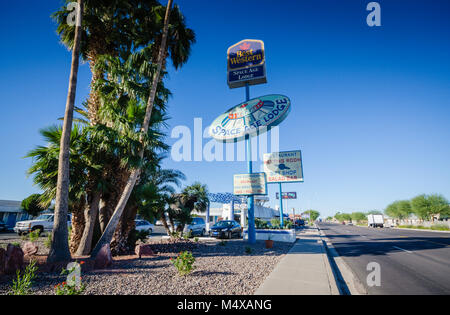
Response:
[255, 218, 268, 229]
[44, 233, 52, 249]
[10, 260, 38, 295]
[245, 246, 252, 254]
[170, 251, 196, 276]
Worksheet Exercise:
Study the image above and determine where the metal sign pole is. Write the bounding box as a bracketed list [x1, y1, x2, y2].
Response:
[279, 183, 284, 227]
[246, 83, 256, 244]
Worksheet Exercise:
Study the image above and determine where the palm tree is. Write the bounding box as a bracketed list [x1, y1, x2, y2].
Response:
[26, 125, 89, 254]
[168, 183, 209, 236]
[91, 0, 174, 258]
[48, 0, 84, 263]
[137, 162, 186, 235]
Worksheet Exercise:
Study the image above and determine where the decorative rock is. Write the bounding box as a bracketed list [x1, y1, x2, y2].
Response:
[94, 244, 112, 269]
[0, 248, 6, 275]
[4, 244, 24, 275]
[135, 244, 155, 258]
[23, 242, 39, 257]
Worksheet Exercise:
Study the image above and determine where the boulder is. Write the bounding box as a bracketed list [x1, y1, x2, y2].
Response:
[4, 244, 24, 275]
[94, 244, 112, 269]
[0, 248, 6, 275]
[135, 244, 155, 258]
[23, 242, 39, 257]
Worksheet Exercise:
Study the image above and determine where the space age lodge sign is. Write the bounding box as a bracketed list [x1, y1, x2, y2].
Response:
[227, 39, 267, 89]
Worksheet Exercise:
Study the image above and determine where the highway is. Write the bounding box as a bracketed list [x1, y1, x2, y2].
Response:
[317, 222, 450, 295]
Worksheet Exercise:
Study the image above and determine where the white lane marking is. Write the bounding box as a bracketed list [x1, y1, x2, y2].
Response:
[393, 246, 414, 254]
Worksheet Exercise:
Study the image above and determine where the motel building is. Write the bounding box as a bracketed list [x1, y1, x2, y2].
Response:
[0, 200, 33, 230]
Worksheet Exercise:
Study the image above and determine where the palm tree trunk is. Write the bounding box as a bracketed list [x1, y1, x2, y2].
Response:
[160, 213, 171, 235]
[91, 0, 174, 258]
[76, 190, 101, 255]
[69, 197, 86, 254]
[48, 0, 84, 263]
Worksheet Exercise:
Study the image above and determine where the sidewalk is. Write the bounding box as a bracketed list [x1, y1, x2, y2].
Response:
[255, 226, 339, 295]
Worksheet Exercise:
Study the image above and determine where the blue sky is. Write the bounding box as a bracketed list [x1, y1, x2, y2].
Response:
[1, 0, 449, 218]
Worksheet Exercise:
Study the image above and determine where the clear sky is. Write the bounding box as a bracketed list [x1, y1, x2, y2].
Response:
[1, 0, 449, 219]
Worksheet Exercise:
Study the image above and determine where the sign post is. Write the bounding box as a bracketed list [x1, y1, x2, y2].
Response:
[278, 183, 284, 227]
[245, 83, 256, 243]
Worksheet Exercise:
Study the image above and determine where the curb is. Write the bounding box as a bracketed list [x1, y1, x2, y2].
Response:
[316, 224, 368, 295]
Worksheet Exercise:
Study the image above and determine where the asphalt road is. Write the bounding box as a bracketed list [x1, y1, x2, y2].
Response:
[0, 232, 18, 240]
[317, 222, 450, 295]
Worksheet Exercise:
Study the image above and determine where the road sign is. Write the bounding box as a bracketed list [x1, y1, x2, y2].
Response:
[276, 192, 297, 199]
[263, 150, 304, 183]
[227, 39, 267, 89]
[209, 94, 291, 142]
[233, 173, 268, 196]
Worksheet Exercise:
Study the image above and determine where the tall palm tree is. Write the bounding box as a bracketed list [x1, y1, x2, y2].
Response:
[26, 125, 90, 254]
[48, 0, 84, 263]
[91, 0, 174, 258]
[52, 1, 195, 256]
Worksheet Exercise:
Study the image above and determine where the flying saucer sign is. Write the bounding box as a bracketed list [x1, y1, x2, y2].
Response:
[263, 150, 304, 183]
[227, 39, 267, 89]
[209, 94, 291, 142]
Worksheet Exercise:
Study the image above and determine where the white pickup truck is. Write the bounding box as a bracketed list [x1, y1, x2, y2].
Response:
[14, 213, 71, 235]
[367, 214, 384, 228]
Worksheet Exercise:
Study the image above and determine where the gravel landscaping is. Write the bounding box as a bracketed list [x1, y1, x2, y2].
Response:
[0, 238, 292, 295]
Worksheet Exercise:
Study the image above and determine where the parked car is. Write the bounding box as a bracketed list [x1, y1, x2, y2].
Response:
[347, 222, 354, 226]
[135, 220, 154, 234]
[182, 217, 206, 237]
[295, 219, 305, 227]
[210, 220, 242, 239]
[14, 213, 71, 235]
[0, 220, 8, 232]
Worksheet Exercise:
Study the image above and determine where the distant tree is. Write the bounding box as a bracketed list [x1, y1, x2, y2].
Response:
[367, 210, 382, 215]
[335, 212, 352, 222]
[351, 212, 367, 223]
[303, 210, 320, 222]
[385, 200, 412, 220]
[21, 194, 46, 217]
[411, 194, 450, 222]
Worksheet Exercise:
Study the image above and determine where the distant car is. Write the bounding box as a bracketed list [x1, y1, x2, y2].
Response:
[155, 220, 163, 226]
[14, 214, 71, 235]
[295, 219, 305, 227]
[341, 222, 345, 225]
[347, 222, 354, 226]
[0, 220, 7, 232]
[135, 220, 154, 234]
[210, 220, 242, 239]
[183, 217, 207, 237]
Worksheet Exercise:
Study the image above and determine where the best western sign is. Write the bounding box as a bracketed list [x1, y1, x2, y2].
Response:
[227, 39, 267, 89]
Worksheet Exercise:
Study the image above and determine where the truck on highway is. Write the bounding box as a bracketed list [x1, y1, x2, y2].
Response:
[368, 214, 384, 228]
